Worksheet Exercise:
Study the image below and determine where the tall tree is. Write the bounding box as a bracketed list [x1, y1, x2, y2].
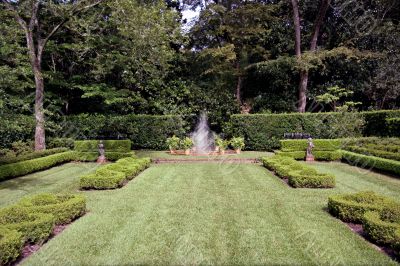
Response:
[290, 0, 330, 112]
[1, 0, 103, 150]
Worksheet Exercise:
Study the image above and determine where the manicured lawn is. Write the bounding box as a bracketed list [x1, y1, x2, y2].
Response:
[135, 150, 274, 160]
[12, 162, 398, 265]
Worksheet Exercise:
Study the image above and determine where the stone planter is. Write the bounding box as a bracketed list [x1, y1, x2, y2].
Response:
[235, 149, 241, 154]
[185, 149, 191, 155]
[219, 149, 225, 155]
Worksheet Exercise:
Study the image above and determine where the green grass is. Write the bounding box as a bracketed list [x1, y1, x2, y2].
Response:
[135, 150, 274, 160]
[12, 162, 398, 265]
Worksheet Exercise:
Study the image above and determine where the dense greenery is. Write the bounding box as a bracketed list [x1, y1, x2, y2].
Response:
[1, 0, 399, 149]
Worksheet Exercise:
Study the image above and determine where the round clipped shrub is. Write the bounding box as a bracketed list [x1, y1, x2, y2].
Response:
[0, 228, 24, 265]
[18, 194, 86, 225]
[328, 191, 395, 223]
[0, 206, 54, 243]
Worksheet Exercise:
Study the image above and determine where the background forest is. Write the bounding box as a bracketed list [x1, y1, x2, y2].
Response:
[1, 0, 399, 132]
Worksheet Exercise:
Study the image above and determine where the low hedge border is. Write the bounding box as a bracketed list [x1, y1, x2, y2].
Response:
[363, 211, 400, 250]
[0, 148, 69, 166]
[262, 156, 335, 188]
[0, 151, 77, 181]
[74, 151, 135, 162]
[74, 140, 132, 152]
[0, 228, 23, 265]
[280, 139, 342, 152]
[275, 150, 342, 161]
[18, 194, 86, 225]
[79, 157, 151, 190]
[345, 146, 400, 162]
[341, 150, 400, 176]
[0, 206, 54, 243]
[327, 191, 396, 223]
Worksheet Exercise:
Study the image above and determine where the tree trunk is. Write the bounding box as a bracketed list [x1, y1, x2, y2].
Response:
[236, 61, 242, 106]
[298, 70, 308, 113]
[33, 61, 46, 151]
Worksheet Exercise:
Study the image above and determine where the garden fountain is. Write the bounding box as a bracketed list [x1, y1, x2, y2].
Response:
[191, 112, 215, 154]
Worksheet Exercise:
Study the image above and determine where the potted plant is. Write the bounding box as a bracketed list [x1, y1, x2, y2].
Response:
[166, 136, 180, 154]
[230, 137, 245, 154]
[181, 137, 193, 155]
[215, 137, 229, 155]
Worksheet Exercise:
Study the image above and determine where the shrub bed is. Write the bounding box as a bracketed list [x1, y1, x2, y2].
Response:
[74, 140, 132, 152]
[262, 156, 335, 188]
[328, 191, 396, 223]
[386, 118, 400, 137]
[18, 194, 86, 225]
[345, 146, 400, 161]
[280, 139, 342, 152]
[0, 228, 23, 265]
[0, 206, 54, 243]
[0, 148, 69, 166]
[341, 151, 400, 176]
[74, 151, 135, 162]
[79, 157, 151, 190]
[275, 150, 342, 161]
[0, 151, 77, 181]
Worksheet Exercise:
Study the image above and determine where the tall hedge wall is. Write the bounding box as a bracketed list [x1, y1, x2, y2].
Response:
[228, 110, 400, 150]
[0, 114, 186, 149]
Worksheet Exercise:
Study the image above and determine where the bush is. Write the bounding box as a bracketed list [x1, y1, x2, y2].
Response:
[342, 151, 400, 176]
[275, 150, 342, 161]
[18, 194, 86, 225]
[328, 191, 395, 223]
[47, 138, 75, 149]
[386, 118, 400, 137]
[363, 209, 400, 249]
[180, 137, 193, 150]
[0, 148, 69, 166]
[0, 151, 77, 181]
[0, 115, 35, 149]
[80, 170, 126, 190]
[59, 114, 186, 149]
[280, 139, 341, 152]
[345, 146, 400, 161]
[230, 137, 245, 150]
[73, 151, 135, 162]
[228, 110, 400, 150]
[166, 136, 181, 150]
[0, 206, 54, 243]
[262, 156, 335, 188]
[74, 140, 132, 152]
[0, 228, 23, 265]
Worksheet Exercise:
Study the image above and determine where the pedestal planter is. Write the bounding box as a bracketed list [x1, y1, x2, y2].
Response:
[185, 149, 191, 155]
[235, 149, 241, 154]
[220, 150, 225, 155]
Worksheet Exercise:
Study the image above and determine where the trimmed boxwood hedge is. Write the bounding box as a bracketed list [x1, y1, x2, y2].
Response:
[262, 156, 335, 188]
[0, 151, 77, 181]
[74, 140, 132, 152]
[80, 170, 126, 190]
[228, 110, 400, 150]
[342, 150, 400, 176]
[328, 191, 396, 223]
[74, 151, 135, 162]
[0, 148, 69, 166]
[386, 118, 400, 137]
[79, 157, 151, 190]
[0, 228, 23, 265]
[345, 146, 400, 162]
[18, 194, 86, 225]
[275, 150, 342, 161]
[0, 206, 54, 243]
[280, 139, 341, 152]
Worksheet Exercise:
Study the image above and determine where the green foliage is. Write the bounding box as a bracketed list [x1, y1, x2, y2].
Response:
[386, 118, 400, 137]
[342, 151, 400, 176]
[345, 146, 400, 162]
[229, 110, 400, 150]
[363, 211, 400, 250]
[280, 139, 341, 152]
[315, 86, 361, 111]
[180, 137, 193, 150]
[0, 228, 23, 265]
[215, 137, 229, 151]
[73, 151, 135, 162]
[80, 157, 150, 190]
[0, 206, 54, 243]
[328, 191, 395, 223]
[230, 137, 245, 150]
[275, 150, 342, 161]
[0, 151, 76, 181]
[18, 194, 86, 225]
[166, 136, 181, 150]
[74, 140, 131, 152]
[0, 148, 69, 166]
[262, 156, 335, 188]
[47, 138, 75, 149]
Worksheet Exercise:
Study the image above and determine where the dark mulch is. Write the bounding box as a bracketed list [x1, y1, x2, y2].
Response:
[345, 222, 399, 262]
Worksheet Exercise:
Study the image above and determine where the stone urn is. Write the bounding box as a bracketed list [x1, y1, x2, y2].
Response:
[235, 149, 241, 154]
[220, 149, 225, 155]
[185, 149, 191, 155]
